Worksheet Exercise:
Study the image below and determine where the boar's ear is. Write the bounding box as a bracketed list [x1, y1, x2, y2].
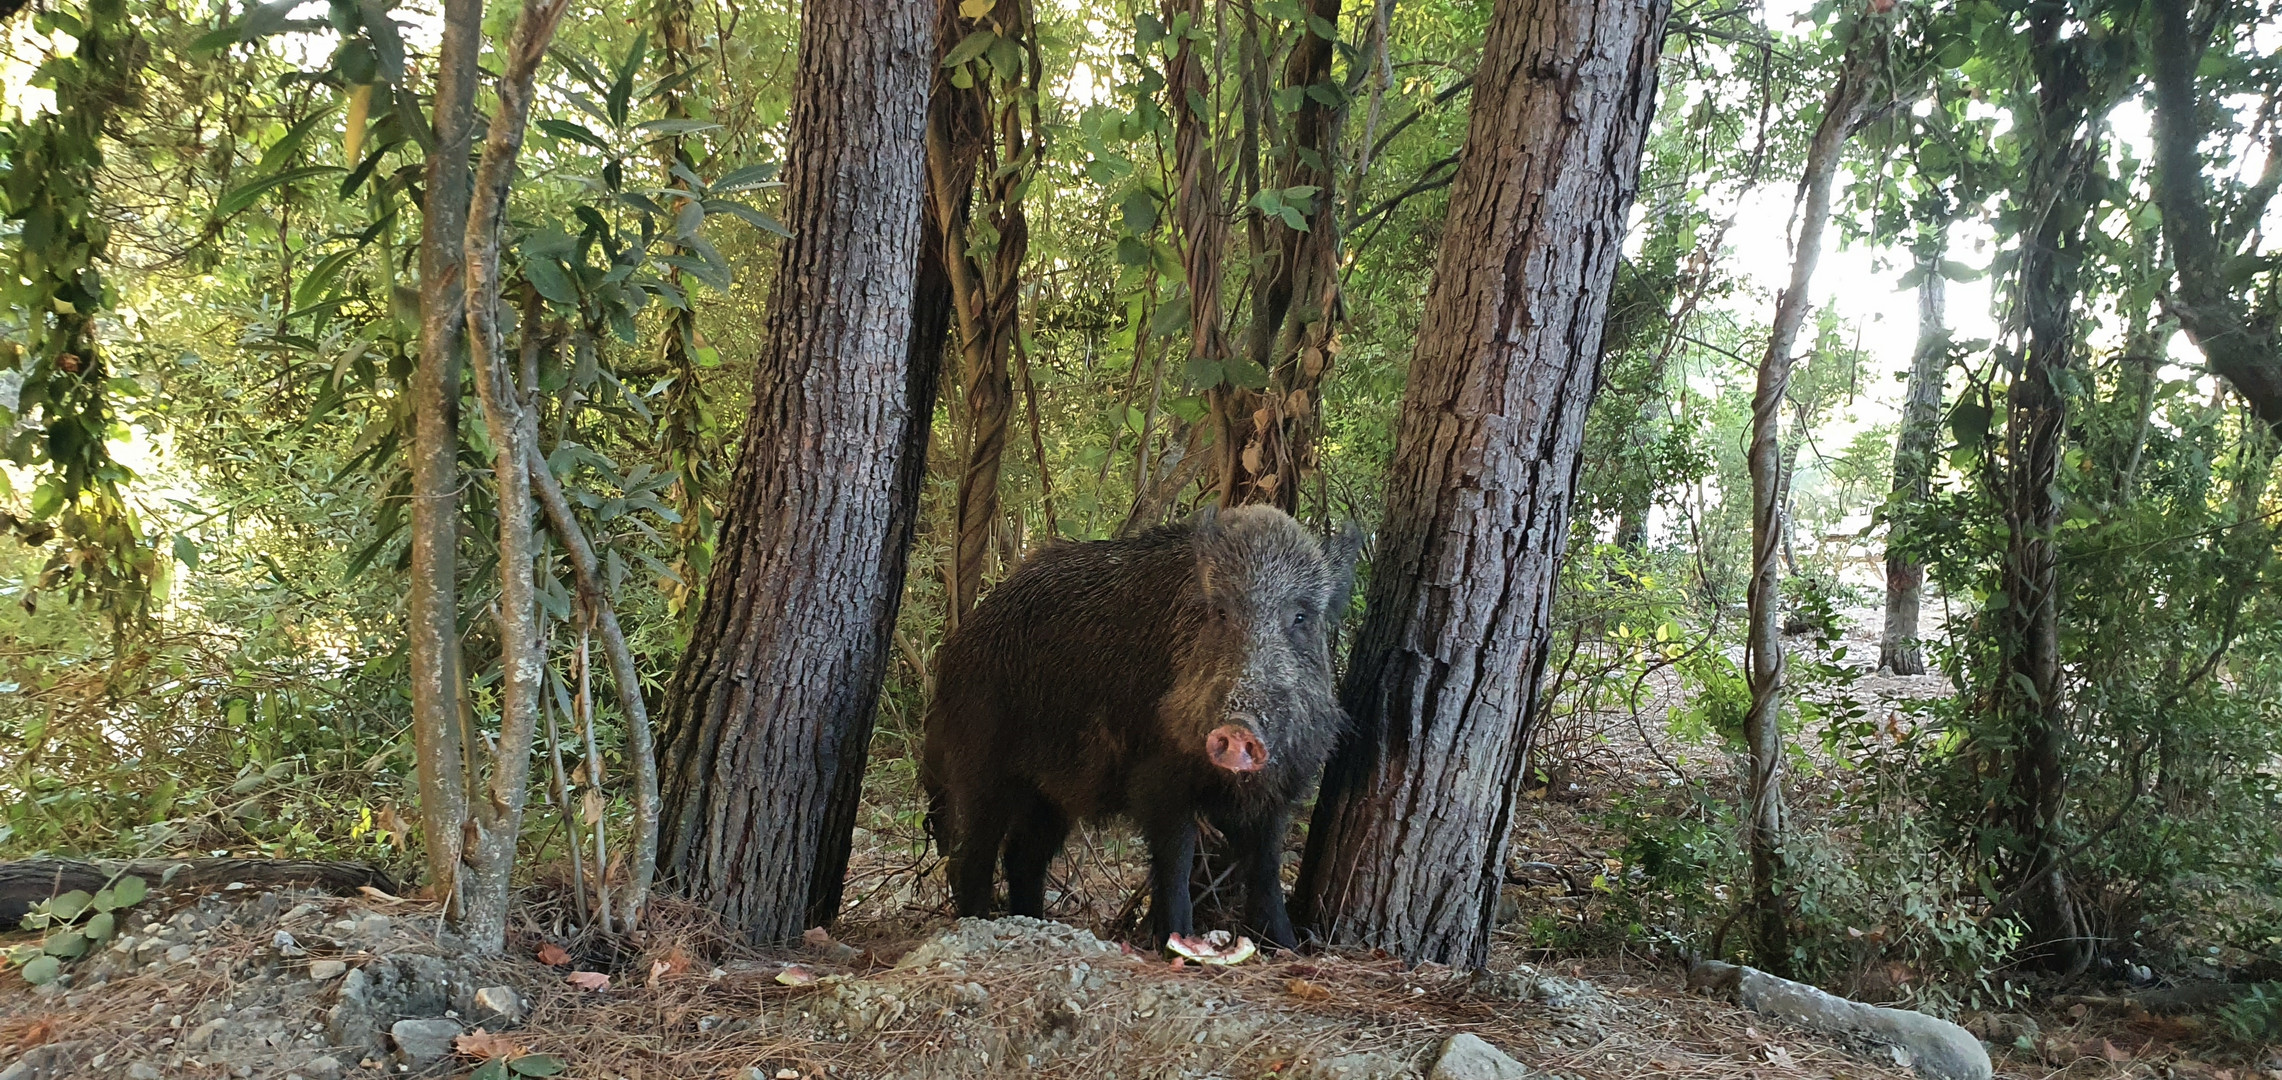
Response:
[1323, 520, 1366, 626]
[1188, 503, 1222, 541]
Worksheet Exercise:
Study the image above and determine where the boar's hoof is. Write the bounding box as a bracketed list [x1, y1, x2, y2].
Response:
[1206, 725, 1268, 773]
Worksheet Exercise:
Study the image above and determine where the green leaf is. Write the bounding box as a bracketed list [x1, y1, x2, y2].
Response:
[190, 22, 241, 52]
[470, 1061, 510, 1080]
[46, 891, 92, 921]
[110, 876, 147, 908]
[701, 199, 789, 238]
[218, 166, 346, 217]
[536, 118, 609, 150]
[943, 29, 998, 68]
[607, 31, 649, 127]
[510, 1056, 567, 1077]
[958, 0, 994, 16]
[172, 534, 200, 570]
[1226, 358, 1271, 389]
[258, 102, 344, 174]
[43, 930, 89, 959]
[295, 249, 362, 309]
[636, 118, 722, 137]
[1120, 189, 1158, 232]
[712, 163, 780, 193]
[19, 956, 60, 986]
[524, 259, 579, 305]
[82, 911, 114, 942]
[1187, 358, 1224, 386]
[1937, 259, 1983, 282]
[1150, 298, 1191, 336]
[357, 0, 406, 82]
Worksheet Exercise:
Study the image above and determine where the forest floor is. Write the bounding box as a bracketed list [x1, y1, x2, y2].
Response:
[4, 601, 2276, 1079]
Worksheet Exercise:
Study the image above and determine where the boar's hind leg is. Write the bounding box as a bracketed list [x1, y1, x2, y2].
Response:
[1141, 810, 1200, 945]
[1226, 814, 1298, 950]
[1001, 792, 1070, 918]
[948, 788, 1017, 918]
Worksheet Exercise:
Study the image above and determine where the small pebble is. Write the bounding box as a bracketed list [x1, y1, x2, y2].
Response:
[308, 959, 348, 981]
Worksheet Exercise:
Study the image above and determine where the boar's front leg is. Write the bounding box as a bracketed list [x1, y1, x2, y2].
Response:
[1140, 808, 1199, 945]
[1001, 792, 1070, 918]
[1228, 813, 1298, 950]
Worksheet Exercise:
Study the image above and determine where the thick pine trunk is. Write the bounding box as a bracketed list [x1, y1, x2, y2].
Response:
[407, 0, 482, 914]
[1742, 21, 1875, 972]
[1879, 232, 1946, 676]
[1293, 0, 1668, 968]
[656, 0, 935, 943]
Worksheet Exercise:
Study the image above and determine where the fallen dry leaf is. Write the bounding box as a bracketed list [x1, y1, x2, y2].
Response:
[2101, 1038, 2134, 1063]
[565, 970, 611, 992]
[15, 1017, 57, 1051]
[775, 965, 817, 987]
[1284, 978, 1332, 1003]
[648, 947, 691, 989]
[536, 943, 573, 967]
[355, 885, 404, 904]
[455, 1028, 529, 1060]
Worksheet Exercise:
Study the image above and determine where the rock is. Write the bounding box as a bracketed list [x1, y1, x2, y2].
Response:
[1688, 960, 1990, 1080]
[388, 1018, 462, 1065]
[355, 915, 391, 940]
[473, 985, 528, 1026]
[301, 1055, 344, 1080]
[126, 1064, 162, 1080]
[1962, 1012, 2038, 1047]
[164, 944, 195, 964]
[1311, 1050, 1419, 1079]
[184, 1018, 230, 1050]
[893, 916, 1116, 973]
[308, 959, 347, 981]
[1430, 1034, 1532, 1080]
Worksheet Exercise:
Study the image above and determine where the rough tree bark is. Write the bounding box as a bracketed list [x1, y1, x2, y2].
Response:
[1161, 0, 1238, 506]
[655, 0, 935, 943]
[936, 0, 1039, 624]
[1227, 0, 1344, 512]
[2150, 1, 2282, 430]
[407, 0, 482, 916]
[1990, 10, 2103, 973]
[1741, 20, 1877, 973]
[1292, 0, 1670, 968]
[1879, 227, 1947, 677]
[456, 0, 573, 954]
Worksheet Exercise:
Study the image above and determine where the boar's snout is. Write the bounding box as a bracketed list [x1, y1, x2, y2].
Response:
[1205, 723, 1269, 773]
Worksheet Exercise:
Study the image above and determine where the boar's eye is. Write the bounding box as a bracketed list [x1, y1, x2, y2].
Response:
[1291, 608, 1309, 626]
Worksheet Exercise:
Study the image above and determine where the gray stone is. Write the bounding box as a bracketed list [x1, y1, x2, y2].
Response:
[1310, 1050, 1419, 1079]
[308, 959, 347, 981]
[388, 1018, 462, 1065]
[126, 1064, 162, 1080]
[355, 915, 391, 940]
[1430, 1034, 1532, 1080]
[473, 985, 527, 1026]
[1689, 960, 1991, 1080]
[301, 1055, 345, 1080]
[183, 1018, 229, 1049]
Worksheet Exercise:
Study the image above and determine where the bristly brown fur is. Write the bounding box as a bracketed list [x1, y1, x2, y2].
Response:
[923, 505, 1360, 948]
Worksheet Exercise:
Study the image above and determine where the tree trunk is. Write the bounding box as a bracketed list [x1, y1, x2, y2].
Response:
[2150, 3, 2282, 430]
[455, 0, 574, 954]
[655, 0, 935, 943]
[1292, 0, 1669, 968]
[1880, 229, 1946, 676]
[407, 0, 482, 915]
[1228, 0, 1344, 512]
[1741, 19, 1876, 973]
[1992, 11, 2101, 973]
[937, 0, 1038, 624]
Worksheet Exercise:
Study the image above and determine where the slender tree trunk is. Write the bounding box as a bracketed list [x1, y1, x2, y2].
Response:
[1743, 20, 1876, 973]
[1292, 0, 1669, 968]
[1162, 0, 1238, 505]
[456, 0, 574, 954]
[408, 0, 482, 915]
[1880, 229, 1946, 676]
[1993, 11, 2101, 973]
[655, 0, 935, 943]
[937, 0, 1039, 624]
[1230, 0, 1343, 512]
